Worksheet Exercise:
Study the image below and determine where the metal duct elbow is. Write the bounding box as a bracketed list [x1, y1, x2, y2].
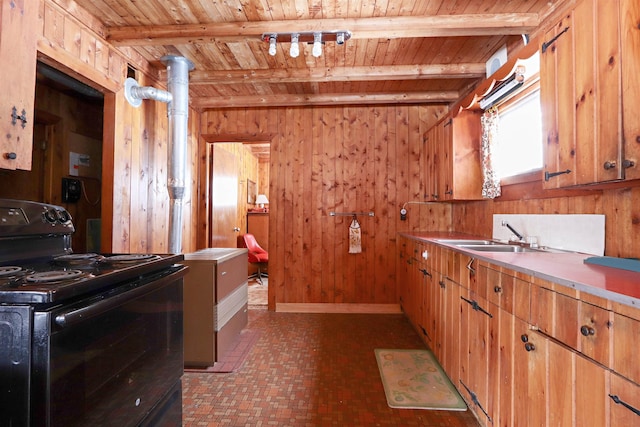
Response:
[124, 78, 172, 106]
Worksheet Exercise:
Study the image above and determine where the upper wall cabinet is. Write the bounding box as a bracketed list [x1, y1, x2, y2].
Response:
[0, 0, 38, 170]
[423, 110, 483, 201]
[541, 0, 640, 188]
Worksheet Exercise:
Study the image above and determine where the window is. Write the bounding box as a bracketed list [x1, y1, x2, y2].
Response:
[494, 88, 543, 179]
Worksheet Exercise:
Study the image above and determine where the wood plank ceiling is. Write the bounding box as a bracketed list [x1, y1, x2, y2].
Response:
[72, 0, 565, 110]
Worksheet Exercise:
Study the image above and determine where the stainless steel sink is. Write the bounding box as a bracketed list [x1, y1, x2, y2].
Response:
[435, 239, 497, 245]
[459, 244, 542, 253]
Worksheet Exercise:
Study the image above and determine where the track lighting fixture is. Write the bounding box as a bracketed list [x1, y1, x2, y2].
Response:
[312, 32, 322, 57]
[289, 33, 300, 58]
[262, 31, 351, 58]
[268, 35, 277, 56]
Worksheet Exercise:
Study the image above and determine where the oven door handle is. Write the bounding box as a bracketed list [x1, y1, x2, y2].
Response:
[55, 266, 185, 328]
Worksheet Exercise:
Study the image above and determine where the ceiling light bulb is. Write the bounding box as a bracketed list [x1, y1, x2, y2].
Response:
[336, 32, 345, 45]
[268, 35, 277, 56]
[290, 34, 299, 58]
[312, 32, 322, 57]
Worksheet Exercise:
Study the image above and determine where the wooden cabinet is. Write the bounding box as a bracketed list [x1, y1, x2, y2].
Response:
[540, 0, 640, 187]
[0, 0, 37, 170]
[398, 238, 640, 425]
[423, 110, 483, 201]
[182, 248, 248, 367]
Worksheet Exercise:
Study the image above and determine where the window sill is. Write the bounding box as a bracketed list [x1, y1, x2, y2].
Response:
[500, 169, 541, 186]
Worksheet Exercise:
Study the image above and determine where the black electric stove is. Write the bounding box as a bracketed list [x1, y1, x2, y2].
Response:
[0, 199, 187, 426]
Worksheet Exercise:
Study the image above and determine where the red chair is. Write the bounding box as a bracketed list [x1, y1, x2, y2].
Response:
[238, 234, 268, 285]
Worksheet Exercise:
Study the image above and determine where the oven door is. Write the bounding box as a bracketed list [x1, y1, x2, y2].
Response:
[30, 265, 186, 427]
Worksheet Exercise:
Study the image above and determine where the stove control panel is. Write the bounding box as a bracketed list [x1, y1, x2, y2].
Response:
[0, 207, 28, 226]
[0, 199, 74, 238]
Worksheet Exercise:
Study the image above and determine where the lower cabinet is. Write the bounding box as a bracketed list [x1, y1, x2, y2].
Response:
[397, 237, 640, 427]
[182, 248, 248, 367]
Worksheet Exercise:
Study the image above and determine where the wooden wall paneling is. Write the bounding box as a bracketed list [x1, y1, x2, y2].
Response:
[128, 73, 146, 253]
[310, 107, 324, 303]
[301, 107, 314, 302]
[361, 106, 376, 303]
[374, 105, 392, 303]
[109, 89, 132, 252]
[148, 95, 169, 253]
[343, 105, 358, 303]
[321, 107, 337, 303]
[333, 107, 346, 303]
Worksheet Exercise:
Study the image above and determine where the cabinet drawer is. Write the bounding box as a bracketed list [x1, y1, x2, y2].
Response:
[531, 286, 611, 366]
[216, 254, 248, 302]
[610, 372, 640, 425]
[479, 265, 530, 320]
[612, 312, 640, 384]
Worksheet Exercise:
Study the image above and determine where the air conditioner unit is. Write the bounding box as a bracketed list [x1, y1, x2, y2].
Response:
[486, 44, 508, 78]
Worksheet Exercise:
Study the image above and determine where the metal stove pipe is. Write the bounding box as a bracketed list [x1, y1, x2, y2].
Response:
[123, 55, 194, 254]
[161, 55, 195, 254]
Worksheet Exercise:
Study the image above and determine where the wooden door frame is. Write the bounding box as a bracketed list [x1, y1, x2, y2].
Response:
[196, 134, 274, 250]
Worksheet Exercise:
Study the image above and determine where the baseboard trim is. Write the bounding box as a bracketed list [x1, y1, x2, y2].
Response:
[276, 303, 402, 314]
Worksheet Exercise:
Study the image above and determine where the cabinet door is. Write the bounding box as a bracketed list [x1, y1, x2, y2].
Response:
[459, 288, 494, 425]
[541, 0, 623, 187]
[0, 0, 37, 170]
[621, 0, 640, 180]
[513, 320, 548, 427]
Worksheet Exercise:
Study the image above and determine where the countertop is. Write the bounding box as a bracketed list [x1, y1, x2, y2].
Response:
[400, 232, 640, 310]
[183, 248, 248, 263]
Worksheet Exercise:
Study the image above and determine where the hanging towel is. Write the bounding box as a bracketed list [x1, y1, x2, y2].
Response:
[349, 217, 362, 254]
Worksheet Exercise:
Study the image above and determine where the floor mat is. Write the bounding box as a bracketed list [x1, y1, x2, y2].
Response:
[184, 329, 260, 373]
[375, 349, 467, 411]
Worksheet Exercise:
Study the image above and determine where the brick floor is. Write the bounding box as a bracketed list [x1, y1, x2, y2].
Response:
[182, 308, 480, 426]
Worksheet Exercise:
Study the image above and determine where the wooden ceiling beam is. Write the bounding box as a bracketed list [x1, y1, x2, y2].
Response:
[186, 63, 485, 85]
[191, 91, 460, 109]
[107, 14, 539, 46]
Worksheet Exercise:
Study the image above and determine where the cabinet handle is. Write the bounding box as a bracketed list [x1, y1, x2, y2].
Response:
[4, 152, 17, 160]
[419, 268, 432, 278]
[11, 106, 27, 128]
[466, 258, 476, 275]
[445, 189, 453, 195]
[580, 325, 595, 336]
[494, 286, 502, 294]
[432, 194, 439, 199]
[461, 296, 493, 318]
[609, 394, 640, 416]
[603, 161, 617, 170]
[622, 159, 635, 169]
[221, 271, 227, 276]
[524, 342, 536, 352]
[541, 26, 570, 53]
[459, 380, 492, 423]
[419, 325, 431, 341]
[521, 334, 529, 343]
[544, 169, 572, 181]
[439, 280, 446, 289]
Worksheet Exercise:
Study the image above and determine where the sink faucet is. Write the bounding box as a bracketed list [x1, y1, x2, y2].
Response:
[501, 221, 524, 241]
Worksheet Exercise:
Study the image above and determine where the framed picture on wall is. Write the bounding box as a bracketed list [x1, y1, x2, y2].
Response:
[247, 179, 257, 204]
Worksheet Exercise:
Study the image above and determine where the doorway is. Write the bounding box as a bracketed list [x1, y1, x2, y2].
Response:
[209, 144, 240, 248]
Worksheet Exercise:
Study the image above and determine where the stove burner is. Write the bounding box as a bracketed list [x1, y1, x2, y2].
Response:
[103, 254, 161, 264]
[53, 253, 104, 267]
[0, 266, 24, 277]
[26, 270, 85, 283]
[55, 253, 100, 262]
